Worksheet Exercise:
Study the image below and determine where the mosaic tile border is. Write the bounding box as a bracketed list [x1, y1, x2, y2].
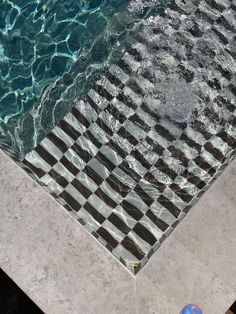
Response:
[18, 0, 236, 274]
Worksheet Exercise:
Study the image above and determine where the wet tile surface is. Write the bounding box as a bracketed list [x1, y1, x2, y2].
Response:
[0, 149, 235, 314]
[21, 0, 236, 273]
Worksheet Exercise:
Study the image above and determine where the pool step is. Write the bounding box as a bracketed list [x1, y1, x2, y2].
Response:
[22, 0, 236, 273]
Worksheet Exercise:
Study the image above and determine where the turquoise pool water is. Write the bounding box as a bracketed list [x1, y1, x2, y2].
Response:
[21, 0, 236, 273]
[2, 0, 236, 274]
[0, 0, 171, 157]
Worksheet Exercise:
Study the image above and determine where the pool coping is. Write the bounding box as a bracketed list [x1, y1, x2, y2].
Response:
[0, 149, 236, 313]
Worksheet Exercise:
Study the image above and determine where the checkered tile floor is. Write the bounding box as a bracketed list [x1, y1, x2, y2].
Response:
[22, 0, 236, 273]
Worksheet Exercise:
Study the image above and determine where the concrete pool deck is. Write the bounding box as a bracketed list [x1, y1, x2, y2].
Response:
[0, 148, 235, 313]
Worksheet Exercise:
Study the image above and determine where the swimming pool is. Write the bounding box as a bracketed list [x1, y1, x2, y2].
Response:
[0, 0, 172, 157]
[1, 0, 236, 273]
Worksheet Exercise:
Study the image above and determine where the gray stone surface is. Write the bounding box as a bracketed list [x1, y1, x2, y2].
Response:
[0, 149, 235, 314]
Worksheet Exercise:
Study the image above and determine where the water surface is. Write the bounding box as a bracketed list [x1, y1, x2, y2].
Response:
[0, 0, 171, 157]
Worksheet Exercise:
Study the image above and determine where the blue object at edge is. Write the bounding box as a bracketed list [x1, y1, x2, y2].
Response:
[180, 304, 203, 314]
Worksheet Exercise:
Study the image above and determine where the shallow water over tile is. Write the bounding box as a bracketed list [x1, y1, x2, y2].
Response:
[20, 0, 236, 273]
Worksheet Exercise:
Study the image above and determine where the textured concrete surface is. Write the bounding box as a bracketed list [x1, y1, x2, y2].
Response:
[0, 149, 235, 314]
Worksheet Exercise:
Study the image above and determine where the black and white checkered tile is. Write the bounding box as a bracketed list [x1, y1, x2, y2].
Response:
[22, 0, 236, 273]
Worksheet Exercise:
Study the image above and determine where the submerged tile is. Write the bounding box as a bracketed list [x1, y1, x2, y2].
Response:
[14, 0, 236, 273]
